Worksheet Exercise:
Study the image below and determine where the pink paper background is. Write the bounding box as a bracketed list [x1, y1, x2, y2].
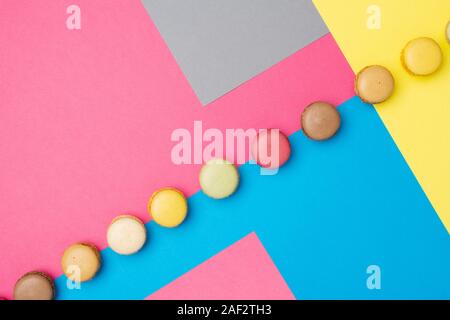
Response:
[0, 0, 354, 297]
[147, 233, 295, 300]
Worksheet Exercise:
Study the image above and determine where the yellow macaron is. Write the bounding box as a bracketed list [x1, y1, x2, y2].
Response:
[148, 188, 188, 228]
[401, 37, 443, 76]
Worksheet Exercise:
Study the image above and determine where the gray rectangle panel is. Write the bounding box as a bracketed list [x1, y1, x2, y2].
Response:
[141, 0, 329, 104]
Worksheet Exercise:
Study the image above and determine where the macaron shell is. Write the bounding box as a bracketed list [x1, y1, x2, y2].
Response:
[251, 129, 291, 169]
[401, 37, 442, 75]
[61, 243, 101, 282]
[199, 159, 239, 199]
[107, 215, 147, 255]
[13, 272, 54, 300]
[355, 65, 395, 104]
[148, 188, 188, 228]
[301, 102, 341, 141]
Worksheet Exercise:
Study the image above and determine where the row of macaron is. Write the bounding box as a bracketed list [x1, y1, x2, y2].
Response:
[4, 33, 448, 300]
[355, 36, 446, 105]
[5, 104, 340, 300]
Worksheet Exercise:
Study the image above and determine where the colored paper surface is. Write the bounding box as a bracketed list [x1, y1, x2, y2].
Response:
[141, 0, 328, 104]
[314, 0, 450, 232]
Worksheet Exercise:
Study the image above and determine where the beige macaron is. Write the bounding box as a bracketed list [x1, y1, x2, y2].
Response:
[13, 271, 55, 300]
[61, 243, 101, 282]
[355, 65, 395, 104]
[107, 215, 147, 255]
[199, 158, 239, 199]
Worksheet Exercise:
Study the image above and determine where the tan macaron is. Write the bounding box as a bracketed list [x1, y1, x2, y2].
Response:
[355, 65, 395, 104]
[61, 243, 101, 282]
[107, 215, 147, 255]
[14, 271, 55, 300]
[301, 102, 341, 141]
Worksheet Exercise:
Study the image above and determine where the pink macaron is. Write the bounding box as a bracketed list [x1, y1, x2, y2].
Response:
[251, 129, 291, 169]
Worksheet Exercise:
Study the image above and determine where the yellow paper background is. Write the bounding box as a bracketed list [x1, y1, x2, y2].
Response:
[314, 0, 450, 231]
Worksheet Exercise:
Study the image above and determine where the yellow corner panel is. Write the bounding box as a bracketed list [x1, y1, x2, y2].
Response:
[314, 0, 450, 231]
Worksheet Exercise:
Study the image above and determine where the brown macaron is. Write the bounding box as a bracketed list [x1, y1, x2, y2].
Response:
[355, 65, 395, 104]
[301, 102, 341, 141]
[13, 271, 55, 300]
[61, 242, 101, 282]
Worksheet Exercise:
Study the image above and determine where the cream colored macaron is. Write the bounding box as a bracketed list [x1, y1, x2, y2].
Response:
[61, 243, 101, 282]
[401, 37, 442, 75]
[148, 188, 188, 228]
[199, 158, 239, 199]
[107, 215, 147, 255]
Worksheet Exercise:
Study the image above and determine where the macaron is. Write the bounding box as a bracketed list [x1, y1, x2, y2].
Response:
[251, 129, 291, 169]
[148, 188, 188, 228]
[401, 37, 442, 75]
[107, 215, 147, 255]
[199, 158, 239, 199]
[61, 243, 101, 282]
[13, 271, 54, 300]
[446, 21, 450, 43]
[355, 65, 395, 104]
[301, 102, 341, 141]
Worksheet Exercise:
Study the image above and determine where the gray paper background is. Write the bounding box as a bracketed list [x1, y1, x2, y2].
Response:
[141, 0, 328, 105]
